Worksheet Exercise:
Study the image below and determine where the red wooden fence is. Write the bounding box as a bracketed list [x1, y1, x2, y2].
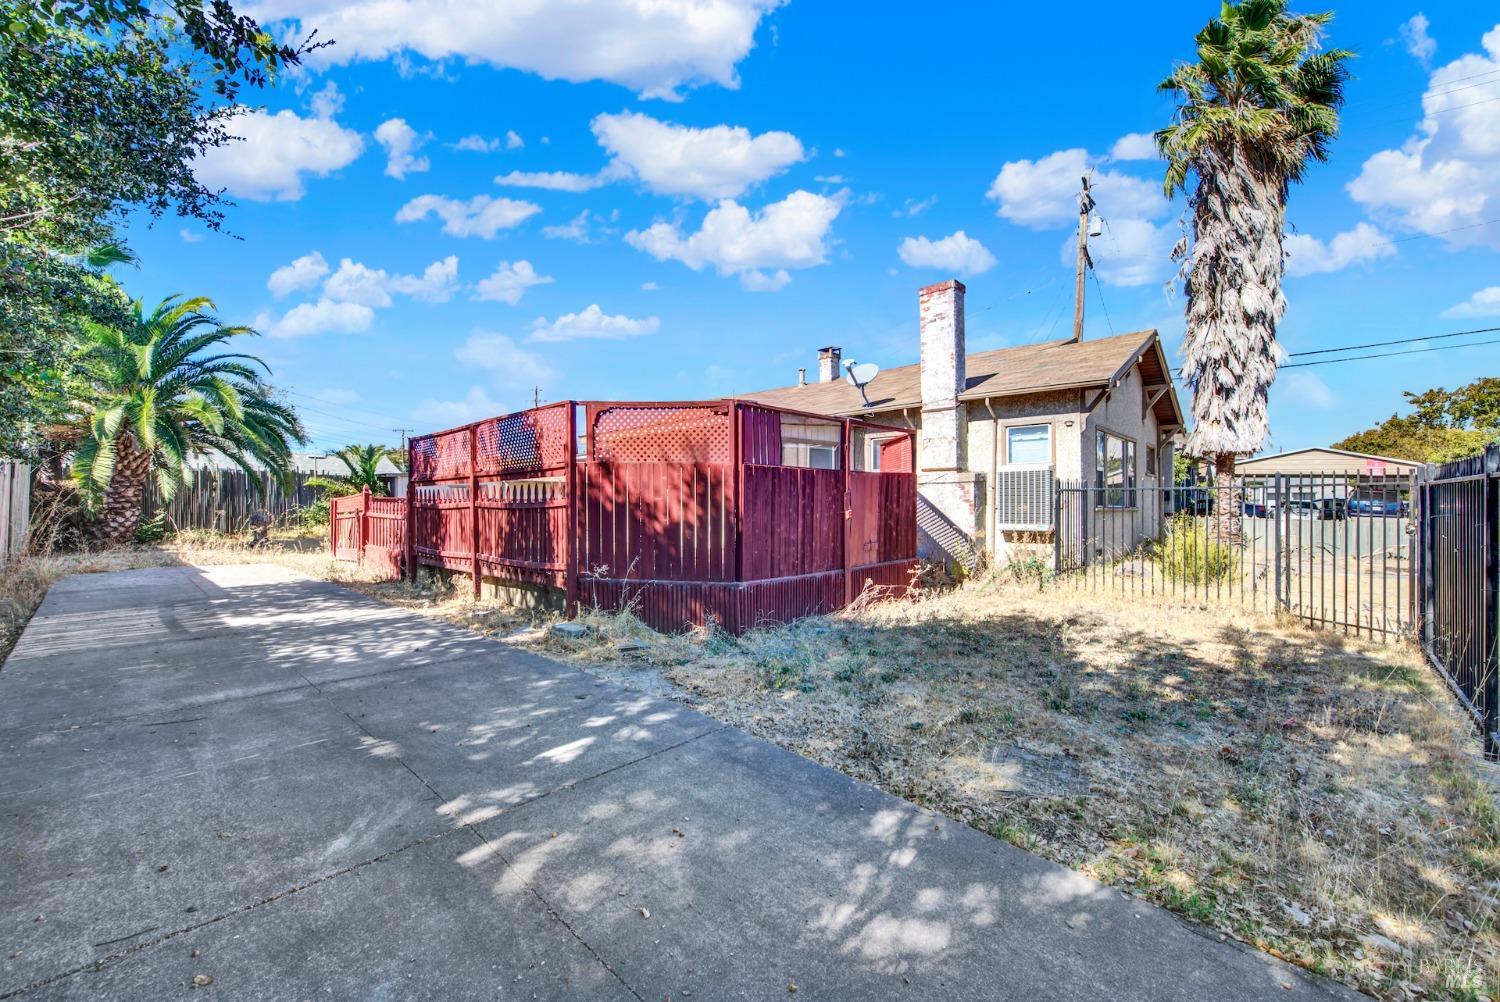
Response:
[333, 399, 917, 634]
[331, 488, 407, 578]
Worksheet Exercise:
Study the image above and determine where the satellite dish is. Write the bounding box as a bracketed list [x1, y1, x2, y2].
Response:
[844, 360, 880, 408]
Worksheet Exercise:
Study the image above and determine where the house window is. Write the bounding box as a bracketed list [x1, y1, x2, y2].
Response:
[1096, 430, 1137, 508]
[1146, 445, 1158, 477]
[1005, 424, 1051, 466]
[807, 445, 839, 470]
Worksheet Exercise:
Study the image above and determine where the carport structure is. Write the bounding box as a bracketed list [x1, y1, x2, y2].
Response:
[389, 399, 918, 633]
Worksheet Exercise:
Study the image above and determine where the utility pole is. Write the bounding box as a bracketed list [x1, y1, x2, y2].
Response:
[532, 386, 542, 409]
[1070, 175, 1094, 344]
[392, 428, 412, 451]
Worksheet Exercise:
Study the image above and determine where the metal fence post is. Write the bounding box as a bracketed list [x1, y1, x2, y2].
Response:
[1052, 478, 1063, 578]
[1485, 463, 1499, 758]
[1272, 474, 1284, 614]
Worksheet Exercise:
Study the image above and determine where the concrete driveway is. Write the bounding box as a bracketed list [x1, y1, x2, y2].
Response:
[0, 564, 1354, 1000]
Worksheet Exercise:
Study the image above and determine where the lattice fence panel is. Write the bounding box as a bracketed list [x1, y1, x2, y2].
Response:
[410, 429, 471, 481]
[591, 405, 731, 464]
[474, 404, 569, 476]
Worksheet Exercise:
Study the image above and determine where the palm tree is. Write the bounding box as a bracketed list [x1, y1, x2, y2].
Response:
[1157, 0, 1351, 540]
[306, 444, 393, 498]
[72, 295, 305, 543]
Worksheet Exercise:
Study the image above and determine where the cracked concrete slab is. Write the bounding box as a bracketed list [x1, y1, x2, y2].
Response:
[0, 564, 1360, 1000]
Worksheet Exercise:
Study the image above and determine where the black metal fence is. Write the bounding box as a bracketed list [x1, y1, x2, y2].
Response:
[1418, 445, 1499, 755]
[1054, 470, 1417, 639]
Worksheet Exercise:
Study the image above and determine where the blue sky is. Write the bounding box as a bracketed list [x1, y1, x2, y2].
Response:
[119, 2, 1500, 454]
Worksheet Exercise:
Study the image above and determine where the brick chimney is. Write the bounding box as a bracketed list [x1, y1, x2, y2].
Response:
[817, 346, 841, 383]
[914, 279, 982, 570]
[918, 280, 966, 471]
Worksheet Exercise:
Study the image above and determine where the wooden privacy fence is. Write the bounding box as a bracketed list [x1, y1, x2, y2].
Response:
[143, 468, 320, 531]
[331, 488, 407, 578]
[0, 462, 31, 564]
[334, 399, 919, 634]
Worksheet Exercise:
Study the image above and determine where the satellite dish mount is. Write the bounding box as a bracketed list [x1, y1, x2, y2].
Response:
[844, 360, 880, 410]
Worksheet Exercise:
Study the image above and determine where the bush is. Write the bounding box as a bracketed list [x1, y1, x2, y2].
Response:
[134, 512, 171, 543]
[1155, 515, 1232, 584]
[295, 497, 331, 528]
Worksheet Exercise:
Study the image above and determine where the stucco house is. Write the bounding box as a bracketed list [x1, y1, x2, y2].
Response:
[739, 279, 1185, 566]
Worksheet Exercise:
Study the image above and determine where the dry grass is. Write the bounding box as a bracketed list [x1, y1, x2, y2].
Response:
[6, 537, 1498, 999]
[533, 584, 1500, 1002]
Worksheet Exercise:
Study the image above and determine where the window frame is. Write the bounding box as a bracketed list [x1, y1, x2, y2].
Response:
[1094, 428, 1138, 510]
[1003, 422, 1053, 467]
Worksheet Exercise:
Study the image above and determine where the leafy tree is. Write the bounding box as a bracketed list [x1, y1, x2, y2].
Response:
[0, 0, 323, 458]
[1334, 378, 1500, 464]
[307, 445, 394, 498]
[71, 295, 305, 544]
[1158, 0, 1352, 539]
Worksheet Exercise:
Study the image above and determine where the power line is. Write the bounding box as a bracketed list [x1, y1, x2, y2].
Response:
[1391, 217, 1500, 244]
[1288, 325, 1500, 359]
[1282, 336, 1500, 369]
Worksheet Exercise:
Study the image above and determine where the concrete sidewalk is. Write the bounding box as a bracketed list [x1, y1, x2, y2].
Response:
[0, 564, 1355, 1000]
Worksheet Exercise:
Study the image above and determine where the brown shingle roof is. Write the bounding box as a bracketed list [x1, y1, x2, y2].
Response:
[739, 330, 1181, 423]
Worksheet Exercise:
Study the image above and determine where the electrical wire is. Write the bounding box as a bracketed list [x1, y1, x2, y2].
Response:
[1281, 336, 1500, 369]
[1288, 325, 1500, 358]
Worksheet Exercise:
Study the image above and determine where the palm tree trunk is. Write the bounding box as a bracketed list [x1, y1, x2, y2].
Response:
[93, 434, 151, 546]
[1210, 451, 1242, 548]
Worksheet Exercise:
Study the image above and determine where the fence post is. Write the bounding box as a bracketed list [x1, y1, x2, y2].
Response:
[1485, 461, 1499, 758]
[469, 425, 481, 599]
[1272, 474, 1284, 614]
[359, 486, 371, 565]
[1052, 478, 1063, 578]
[404, 443, 416, 581]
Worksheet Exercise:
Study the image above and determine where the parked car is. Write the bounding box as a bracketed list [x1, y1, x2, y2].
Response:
[1241, 500, 1270, 518]
[1288, 498, 1348, 521]
[1349, 497, 1406, 517]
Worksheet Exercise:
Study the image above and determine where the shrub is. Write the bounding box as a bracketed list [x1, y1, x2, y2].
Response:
[295, 497, 331, 528]
[1155, 515, 1232, 584]
[134, 512, 171, 543]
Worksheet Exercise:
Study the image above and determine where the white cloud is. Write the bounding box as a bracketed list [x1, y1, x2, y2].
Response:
[474, 260, 554, 305]
[1279, 371, 1337, 410]
[395, 193, 541, 238]
[739, 268, 790, 292]
[1401, 13, 1437, 65]
[194, 108, 363, 201]
[625, 190, 841, 287]
[179, 228, 205, 244]
[1108, 132, 1157, 162]
[892, 195, 936, 218]
[412, 386, 506, 427]
[454, 331, 555, 386]
[494, 169, 608, 192]
[1284, 223, 1396, 277]
[308, 81, 345, 119]
[590, 111, 803, 200]
[1348, 25, 1500, 248]
[374, 118, 431, 179]
[814, 174, 846, 184]
[1442, 286, 1500, 319]
[1065, 217, 1175, 287]
[322, 255, 459, 307]
[454, 130, 524, 153]
[311, 387, 360, 406]
[527, 305, 659, 343]
[260, 299, 375, 339]
[641, 281, 660, 291]
[249, 0, 782, 100]
[268, 250, 331, 298]
[897, 231, 996, 276]
[987, 148, 1167, 229]
[541, 210, 594, 243]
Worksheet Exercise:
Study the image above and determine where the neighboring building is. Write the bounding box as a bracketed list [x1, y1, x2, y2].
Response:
[1236, 447, 1420, 506]
[739, 279, 1185, 565]
[290, 452, 408, 498]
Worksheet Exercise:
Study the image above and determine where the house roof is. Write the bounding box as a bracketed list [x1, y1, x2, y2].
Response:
[1235, 447, 1422, 474]
[737, 329, 1183, 426]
